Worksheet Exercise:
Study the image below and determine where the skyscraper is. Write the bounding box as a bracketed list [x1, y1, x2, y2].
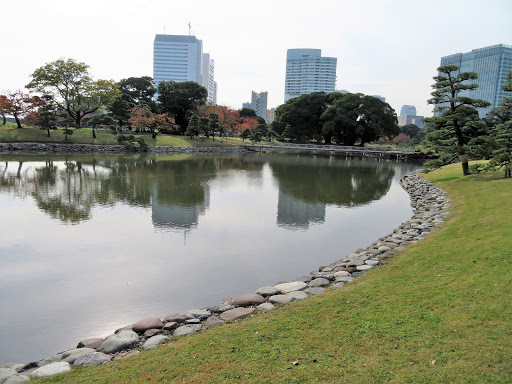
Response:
[251, 91, 268, 121]
[153, 34, 216, 103]
[438, 44, 512, 117]
[400, 105, 417, 116]
[284, 49, 337, 103]
[201, 53, 215, 105]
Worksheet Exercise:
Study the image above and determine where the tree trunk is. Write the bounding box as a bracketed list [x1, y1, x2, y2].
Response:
[14, 114, 22, 128]
[1, 114, 5, 125]
[47, 129, 50, 137]
[460, 155, 469, 176]
[92, 128, 97, 139]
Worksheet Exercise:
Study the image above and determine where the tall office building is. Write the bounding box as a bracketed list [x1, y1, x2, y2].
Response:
[153, 34, 217, 103]
[251, 91, 268, 121]
[284, 49, 337, 102]
[400, 105, 417, 116]
[438, 44, 512, 117]
[201, 53, 215, 105]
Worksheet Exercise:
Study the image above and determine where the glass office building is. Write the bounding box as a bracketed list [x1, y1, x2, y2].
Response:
[438, 44, 512, 117]
[284, 49, 337, 102]
[153, 35, 203, 88]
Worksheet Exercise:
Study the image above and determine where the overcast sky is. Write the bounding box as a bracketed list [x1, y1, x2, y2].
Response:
[2, 0, 511, 117]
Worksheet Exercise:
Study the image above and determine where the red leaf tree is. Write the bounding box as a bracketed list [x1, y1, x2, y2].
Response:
[0, 90, 39, 128]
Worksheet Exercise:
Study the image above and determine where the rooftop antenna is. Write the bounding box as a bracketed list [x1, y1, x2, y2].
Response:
[188, 22, 191, 36]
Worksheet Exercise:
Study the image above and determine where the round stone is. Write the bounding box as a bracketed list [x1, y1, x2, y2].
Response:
[268, 294, 293, 304]
[305, 287, 327, 295]
[286, 291, 308, 300]
[273, 281, 307, 294]
[232, 293, 266, 306]
[257, 303, 275, 311]
[308, 278, 330, 287]
[142, 335, 169, 350]
[356, 265, 373, 271]
[173, 324, 203, 337]
[219, 307, 255, 321]
[255, 287, 279, 297]
[132, 318, 164, 333]
[99, 331, 139, 354]
[73, 352, 112, 366]
[31, 362, 71, 378]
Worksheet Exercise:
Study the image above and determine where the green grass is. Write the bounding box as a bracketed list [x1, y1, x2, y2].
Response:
[0, 126, 248, 147]
[32, 163, 512, 383]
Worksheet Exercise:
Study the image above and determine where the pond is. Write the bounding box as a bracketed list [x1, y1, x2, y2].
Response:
[0, 152, 422, 364]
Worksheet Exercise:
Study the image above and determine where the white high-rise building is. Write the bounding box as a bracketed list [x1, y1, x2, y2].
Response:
[201, 53, 215, 104]
[251, 91, 268, 122]
[284, 49, 337, 102]
[153, 34, 216, 103]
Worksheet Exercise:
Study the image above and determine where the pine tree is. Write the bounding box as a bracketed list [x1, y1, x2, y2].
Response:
[424, 65, 491, 175]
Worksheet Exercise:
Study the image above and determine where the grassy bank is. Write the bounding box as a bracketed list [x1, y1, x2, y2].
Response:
[33, 164, 511, 383]
[0, 126, 247, 147]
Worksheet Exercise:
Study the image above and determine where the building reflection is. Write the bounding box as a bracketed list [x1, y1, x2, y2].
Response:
[0, 153, 400, 232]
[277, 189, 325, 230]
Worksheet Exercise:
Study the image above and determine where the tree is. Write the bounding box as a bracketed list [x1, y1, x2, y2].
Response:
[200, 117, 210, 137]
[118, 76, 157, 108]
[128, 106, 155, 135]
[26, 58, 120, 127]
[157, 81, 207, 133]
[58, 112, 77, 141]
[199, 105, 239, 139]
[240, 128, 252, 141]
[273, 92, 329, 143]
[424, 65, 491, 175]
[153, 113, 176, 137]
[320, 93, 399, 146]
[0, 91, 39, 128]
[483, 71, 512, 177]
[185, 114, 200, 138]
[486, 118, 512, 177]
[35, 95, 58, 137]
[0, 95, 8, 125]
[239, 108, 257, 118]
[109, 76, 157, 128]
[83, 113, 116, 138]
[400, 124, 421, 138]
[208, 113, 220, 141]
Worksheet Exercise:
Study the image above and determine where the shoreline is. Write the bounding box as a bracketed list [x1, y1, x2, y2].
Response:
[0, 142, 248, 155]
[0, 169, 450, 382]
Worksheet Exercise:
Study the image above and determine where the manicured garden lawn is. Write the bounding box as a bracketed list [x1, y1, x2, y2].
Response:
[32, 163, 512, 383]
[0, 126, 247, 147]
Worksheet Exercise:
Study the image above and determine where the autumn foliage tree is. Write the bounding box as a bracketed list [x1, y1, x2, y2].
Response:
[0, 91, 39, 128]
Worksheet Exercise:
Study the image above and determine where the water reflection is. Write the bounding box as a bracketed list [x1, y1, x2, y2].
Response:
[0, 154, 400, 231]
[0, 153, 423, 364]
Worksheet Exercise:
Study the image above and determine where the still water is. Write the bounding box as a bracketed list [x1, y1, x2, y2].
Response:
[0, 153, 421, 363]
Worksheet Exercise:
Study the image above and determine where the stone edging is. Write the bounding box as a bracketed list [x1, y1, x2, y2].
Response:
[0, 170, 450, 382]
[0, 142, 248, 154]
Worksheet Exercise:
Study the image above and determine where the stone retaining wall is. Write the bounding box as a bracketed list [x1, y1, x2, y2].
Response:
[0, 142, 247, 154]
[0, 170, 450, 382]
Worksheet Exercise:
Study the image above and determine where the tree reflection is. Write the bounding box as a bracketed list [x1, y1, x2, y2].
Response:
[268, 155, 395, 229]
[0, 154, 397, 231]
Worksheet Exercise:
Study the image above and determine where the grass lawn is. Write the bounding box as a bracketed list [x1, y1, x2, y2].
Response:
[32, 163, 512, 383]
[0, 126, 248, 147]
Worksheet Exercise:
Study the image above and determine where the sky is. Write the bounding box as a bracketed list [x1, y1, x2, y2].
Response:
[1, 0, 511, 118]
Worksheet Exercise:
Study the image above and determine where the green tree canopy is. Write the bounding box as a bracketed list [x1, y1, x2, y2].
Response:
[320, 93, 398, 146]
[424, 65, 491, 175]
[157, 81, 207, 133]
[26, 58, 120, 127]
[273, 92, 329, 143]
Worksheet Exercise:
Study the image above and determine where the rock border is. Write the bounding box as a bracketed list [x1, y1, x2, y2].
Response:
[0, 142, 248, 154]
[0, 170, 450, 381]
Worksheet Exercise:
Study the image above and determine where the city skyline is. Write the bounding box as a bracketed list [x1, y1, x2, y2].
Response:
[1, 0, 511, 118]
